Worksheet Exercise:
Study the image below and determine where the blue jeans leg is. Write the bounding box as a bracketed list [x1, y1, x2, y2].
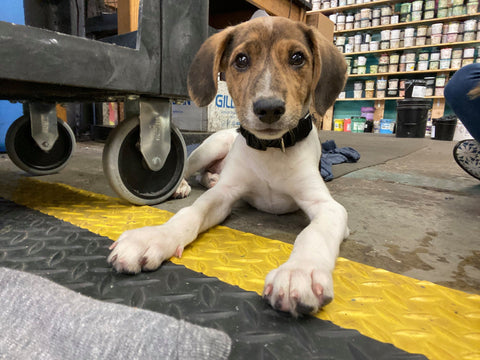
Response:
[444, 63, 480, 141]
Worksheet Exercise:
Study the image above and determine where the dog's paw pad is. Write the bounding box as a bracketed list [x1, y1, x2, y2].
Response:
[263, 266, 333, 316]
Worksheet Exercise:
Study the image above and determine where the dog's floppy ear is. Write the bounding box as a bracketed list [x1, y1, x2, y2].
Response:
[303, 25, 347, 116]
[187, 28, 234, 107]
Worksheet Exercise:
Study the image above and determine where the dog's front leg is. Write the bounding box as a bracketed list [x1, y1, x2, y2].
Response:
[108, 183, 242, 273]
[263, 185, 349, 316]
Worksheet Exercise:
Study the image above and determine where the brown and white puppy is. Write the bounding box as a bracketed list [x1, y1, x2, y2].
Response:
[108, 17, 348, 316]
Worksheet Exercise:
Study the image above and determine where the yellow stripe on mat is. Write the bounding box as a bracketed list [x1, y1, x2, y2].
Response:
[4, 178, 480, 360]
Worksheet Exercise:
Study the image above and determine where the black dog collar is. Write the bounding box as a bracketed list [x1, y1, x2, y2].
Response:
[239, 113, 313, 152]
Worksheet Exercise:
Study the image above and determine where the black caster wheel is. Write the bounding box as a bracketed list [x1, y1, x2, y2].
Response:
[5, 115, 76, 175]
[453, 139, 480, 180]
[103, 116, 186, 205]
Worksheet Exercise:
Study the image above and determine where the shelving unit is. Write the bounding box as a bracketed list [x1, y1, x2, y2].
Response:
[308, 1, 480, 130]
[345, 39, 480, 56]
[334, 12, 480, 34]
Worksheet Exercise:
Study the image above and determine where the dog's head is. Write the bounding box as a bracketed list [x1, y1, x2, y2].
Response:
[188, 17, 347, 139]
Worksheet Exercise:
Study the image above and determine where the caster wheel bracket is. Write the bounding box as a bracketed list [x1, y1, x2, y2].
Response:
[137, 98, 171, 172]
[29, 102, 59, 152]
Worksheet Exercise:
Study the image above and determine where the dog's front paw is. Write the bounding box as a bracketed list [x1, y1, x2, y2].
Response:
[172, 179, 191, 199]
[263, 263, 334, 317]
[107, 226, 183, 273]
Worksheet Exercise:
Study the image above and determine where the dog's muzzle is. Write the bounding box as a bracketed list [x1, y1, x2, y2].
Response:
[253, 98, 286, 124]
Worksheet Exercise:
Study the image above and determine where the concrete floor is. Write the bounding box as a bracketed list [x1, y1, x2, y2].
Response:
[1, 132, 479, 294]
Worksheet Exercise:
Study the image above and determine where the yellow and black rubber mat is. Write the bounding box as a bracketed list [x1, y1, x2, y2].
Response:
[1, 178, 479, 359]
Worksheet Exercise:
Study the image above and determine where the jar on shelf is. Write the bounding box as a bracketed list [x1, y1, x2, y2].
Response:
[378, 52, 389, 63]
[389, 63, 398, 72]
[452, 48, 463, 59]
[405, 51, 416, 63]
[440, 59, 451, 69]
[400, 2, 411, 21]
[418, 50, 430, 61]
[380, 40, 390, 50]
[425, 77, 435, 96]
[365, 79, 375, 90]
[381, 5, 392, 16]
[464, 31, 476, 41]
[412, 0, 424, 11]
[425, 0, 435, 10]
[464, 47, 475, 58]
[405, 62, 416, 71]
[378, 64, 389, 73]
[437, 7, 448, 17]
[464, 19, 477, 32]
[411, 10, 422, 21]
[369, 41, 379, 51]
[436, 74, 447, 87]
[377, 78, 387, 90]
[416, 37, 427, 46]
[418, 60, 429, 70]
[360, 7, 372, 19]
[463, 57, 475, 66]
[431, 34, 442, 45]
[417, 26, 428, 37]
[466, 1, 479, 14]
[429, 60, 440, 70]
[451, 58, 462, 69]
[441, 47, 453, 59]
[452, 5, 465, 15]
[431, 23, 444, 35]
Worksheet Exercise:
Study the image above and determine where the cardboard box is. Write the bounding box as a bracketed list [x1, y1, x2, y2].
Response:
[172, 80, 239, 132]
[172, 100, 208, 131]
[207, 81, 239, 132]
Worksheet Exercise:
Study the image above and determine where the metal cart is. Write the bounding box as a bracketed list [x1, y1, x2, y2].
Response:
[0, 0, 208, 205]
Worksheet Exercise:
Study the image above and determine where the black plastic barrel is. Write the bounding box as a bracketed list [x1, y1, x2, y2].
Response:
[432, 116, 457, 141]
[396, 98, 431, 138]
[404, 79, 426, 98]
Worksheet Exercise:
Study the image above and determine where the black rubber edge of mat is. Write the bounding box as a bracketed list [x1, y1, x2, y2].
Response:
[0, 198, 427, 360]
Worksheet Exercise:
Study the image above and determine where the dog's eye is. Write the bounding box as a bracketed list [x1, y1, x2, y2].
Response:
[234, 53, 250, 70]
[289, 52, 305, 67]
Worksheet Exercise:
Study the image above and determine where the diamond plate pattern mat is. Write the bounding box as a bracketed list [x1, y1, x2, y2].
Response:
[0, 198, 427, 359]
[1, 178, 480, 360]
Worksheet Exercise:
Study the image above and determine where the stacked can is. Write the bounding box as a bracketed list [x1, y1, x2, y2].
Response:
[378, 53, 389, 73]
[365, 79, 375, 98]
[376, 77, 387, 98]
[418, 50, 430, 71]
[353, 81, 363, 99]
[387, 78, 399, 97]
[329, 3, 478, 31]
[437, 0, 477, 17]
[435, 74, 447, 96]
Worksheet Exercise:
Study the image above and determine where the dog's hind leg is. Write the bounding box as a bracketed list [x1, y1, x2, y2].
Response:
[172, 129, 238, 198]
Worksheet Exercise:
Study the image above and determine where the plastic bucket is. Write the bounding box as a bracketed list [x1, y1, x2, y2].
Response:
[396, 98, 431, 138]
[334, 119, 344, 131]
[380, 119, 395, 134]
[352, 117, 366, 133]
[432, 116, 457, 141]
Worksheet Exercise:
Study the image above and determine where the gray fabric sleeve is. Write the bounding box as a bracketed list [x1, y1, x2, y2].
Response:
[0, 267, 231, 360]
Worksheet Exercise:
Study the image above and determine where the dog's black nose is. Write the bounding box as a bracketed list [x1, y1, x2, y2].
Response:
[253, 98, 286, 124]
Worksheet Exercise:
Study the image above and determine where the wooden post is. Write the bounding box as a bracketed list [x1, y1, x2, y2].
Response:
[117, 0, 140, 34]
[374, 100, 385, 123]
